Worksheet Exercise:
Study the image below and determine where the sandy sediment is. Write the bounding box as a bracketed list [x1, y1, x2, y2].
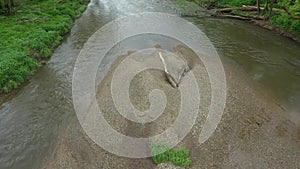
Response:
[43, 46, 300, 169]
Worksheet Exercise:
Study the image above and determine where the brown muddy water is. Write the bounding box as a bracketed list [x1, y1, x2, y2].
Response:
[0, 0, 299, 169]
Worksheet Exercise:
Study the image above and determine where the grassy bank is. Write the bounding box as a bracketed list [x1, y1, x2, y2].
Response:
[179, 0, 300, 38]
[0, 0, 89, 94]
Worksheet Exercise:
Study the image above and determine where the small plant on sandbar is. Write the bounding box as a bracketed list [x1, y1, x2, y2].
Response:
[150, 142, 192, 168]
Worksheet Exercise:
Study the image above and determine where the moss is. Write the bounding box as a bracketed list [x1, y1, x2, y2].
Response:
[0, 0, 90, 93]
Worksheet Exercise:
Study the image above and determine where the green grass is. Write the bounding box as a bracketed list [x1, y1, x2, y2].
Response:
[150, 142, 192, 168]
[270, 13, 300, 37]
[216, 0, 256, 7]
[0, 0, 89, 93]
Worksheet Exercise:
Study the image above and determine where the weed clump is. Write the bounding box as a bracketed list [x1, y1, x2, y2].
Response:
[150, 142, 192, 168]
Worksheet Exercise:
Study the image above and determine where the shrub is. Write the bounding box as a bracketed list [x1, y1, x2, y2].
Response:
[217, 0, 256, 7]
[271, 14, 292, 30]
[290, 19, 300, 36]
[0, 52, 39, 92]
[270, 13, 300, 37]
[150, 143, 192, 168]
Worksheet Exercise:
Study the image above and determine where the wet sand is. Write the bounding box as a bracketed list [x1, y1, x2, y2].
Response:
[43, 46, 300, 169]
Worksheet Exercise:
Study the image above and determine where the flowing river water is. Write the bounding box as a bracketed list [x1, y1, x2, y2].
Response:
[0, 0, 299, 168]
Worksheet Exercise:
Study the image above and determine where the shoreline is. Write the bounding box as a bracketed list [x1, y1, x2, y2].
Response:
[217, 12, 300, 43]
[181, 11, 300, 43]
[0, 0, 90, 105]
[176, 0, 300, 43]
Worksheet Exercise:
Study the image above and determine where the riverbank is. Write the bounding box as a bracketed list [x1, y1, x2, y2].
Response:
[214, 8, 300, 43]
[212, 11, 300, 43]
[0, 0, 89, 101]
[178, 0, 300, 43]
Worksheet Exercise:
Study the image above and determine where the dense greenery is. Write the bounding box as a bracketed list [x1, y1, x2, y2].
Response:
[270, 1, 300, 36]
[180, 0, 300, 37]
[0, 0, 88, 93]
[150, 143, 192, 168]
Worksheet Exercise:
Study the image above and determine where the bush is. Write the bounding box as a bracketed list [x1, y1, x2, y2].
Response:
[271, 14, 292, 30]
[270, 13, 300, 37]
[26, 29, 61, 50]
[290, 19, 300, 36]
[0, 52, 39, 93]
[150, 143, 192, 168]
[217, 0, 256, 7]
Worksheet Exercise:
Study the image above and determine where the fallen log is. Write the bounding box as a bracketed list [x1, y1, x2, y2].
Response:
[217, 6, 259, 13]
[217, 6, 282, 13]
[245, 5, 281, 12]
[158, 52, 190, 88]
[158, 52, 178, 88]
[216, 14, 251, 20]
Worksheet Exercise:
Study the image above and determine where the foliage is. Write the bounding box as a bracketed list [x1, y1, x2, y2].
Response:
[267, 0, 300, 37]
[276, 0, 300, 18]
[0, 0, 89, 93]
[217, 0, 256, 7]
[271, 13, 300, 37]
[150, 143, 192, 168]
[0, 0, 14, 15]
[271, 13, 292, 29]
[0, 52, 38, 93]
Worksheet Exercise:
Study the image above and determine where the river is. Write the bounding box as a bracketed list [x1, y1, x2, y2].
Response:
[0, 0, 299, 168]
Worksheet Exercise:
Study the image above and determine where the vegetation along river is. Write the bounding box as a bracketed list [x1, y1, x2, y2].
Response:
[0, 0, 299, 168]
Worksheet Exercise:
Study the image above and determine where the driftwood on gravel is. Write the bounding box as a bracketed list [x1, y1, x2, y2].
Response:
[158, 52, 190, 88]
[158, 52, 178, 88]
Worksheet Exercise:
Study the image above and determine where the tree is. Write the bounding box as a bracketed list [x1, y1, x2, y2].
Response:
[257, 0, 261, 13]
[270, 0, 275, 14]
[277, 0, 300, 19]
[0, 0, 15, 15]
[265, 0, 269, 12]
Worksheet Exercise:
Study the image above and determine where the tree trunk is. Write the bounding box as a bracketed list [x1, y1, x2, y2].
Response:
[7, 0, 12, 15]
[270, 0, 274, 15]
[265, 0, 269, 12]
[6, 0, 14, 15]
[257, 0, 261, 14]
